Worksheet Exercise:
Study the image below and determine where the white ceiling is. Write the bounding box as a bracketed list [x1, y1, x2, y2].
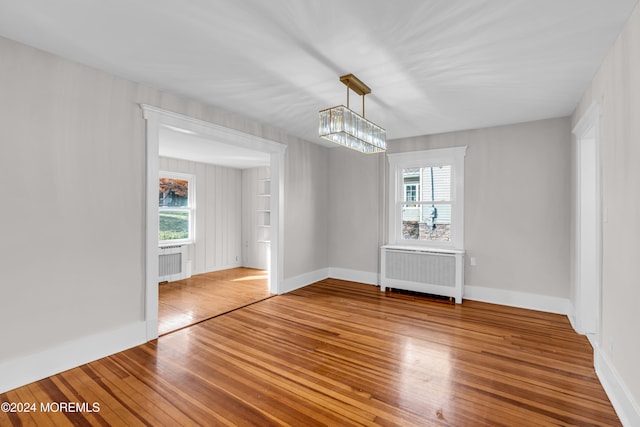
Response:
[1, 0, 638, 153]
[159, 126, 270, 169]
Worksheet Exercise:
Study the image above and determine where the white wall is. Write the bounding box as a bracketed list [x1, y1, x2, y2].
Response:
[283, 140, 329, 281]
[572, 2, 640, 423]
[159, 157, 242, 274]
[327, 118, 572, 308]
[328, 148, 384, 283]
[0, 35, 330, 392]
[388, 118, 571, 302]
[0, 37, 146, 363]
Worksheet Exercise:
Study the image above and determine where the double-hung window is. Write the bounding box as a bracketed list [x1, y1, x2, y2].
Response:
[159, 171, 195, 245]
[388, 147, 466, 249]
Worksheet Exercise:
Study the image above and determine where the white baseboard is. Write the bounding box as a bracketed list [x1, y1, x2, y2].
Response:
[594, 345, 640, 426]
[328, 267, 379, 286]
[464, 285, 570, 315]
[567, 302, 578, 331]
[281, 273, 570, 316]
[186, 260, 192, 278]
[0, 321, 147, 394]
[280, 268, 379, 294]
[280, 268, 329, 293]
[191, 263, 244, 276]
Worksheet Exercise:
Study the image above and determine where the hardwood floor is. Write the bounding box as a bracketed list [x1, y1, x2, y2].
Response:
[158, 267, 271, 335]
[1, 279, 620, 426]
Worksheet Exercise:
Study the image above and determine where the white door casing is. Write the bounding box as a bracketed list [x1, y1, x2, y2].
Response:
[572, 102, 602, 342]
[141, 105, 286, 341]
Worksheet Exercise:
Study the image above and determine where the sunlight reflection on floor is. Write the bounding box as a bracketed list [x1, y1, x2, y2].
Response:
[231, 274, 268, 282]
[159, 268, 270, 335]
[162, 311, 196, 330]
[399, 337, 452, 415]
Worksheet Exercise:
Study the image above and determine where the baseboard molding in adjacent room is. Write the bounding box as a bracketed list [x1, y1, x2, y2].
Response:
[198, 263, 244, 275]
[0, 321, 147, 394]
[464, 285, 570, 315]
[594, 345, 640, 427]
[328, 267, 379, 286]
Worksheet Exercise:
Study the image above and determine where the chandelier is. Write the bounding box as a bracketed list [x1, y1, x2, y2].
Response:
[319, 74, 386, 153]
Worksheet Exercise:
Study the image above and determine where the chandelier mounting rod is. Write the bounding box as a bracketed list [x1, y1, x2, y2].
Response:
[340, 74, 370, 117]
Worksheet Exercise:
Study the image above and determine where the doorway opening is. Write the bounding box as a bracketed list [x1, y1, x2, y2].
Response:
[572, 102, 602, 346]
[142, 105, 286, 340]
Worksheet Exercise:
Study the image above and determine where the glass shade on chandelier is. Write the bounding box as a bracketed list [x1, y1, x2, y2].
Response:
[319, 105, 386, 153]
[319, 73, 386, 154]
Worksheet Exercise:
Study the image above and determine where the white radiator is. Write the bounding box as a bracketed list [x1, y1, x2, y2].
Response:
[380, 245, 464, 303]
[159, 245, 189, 282]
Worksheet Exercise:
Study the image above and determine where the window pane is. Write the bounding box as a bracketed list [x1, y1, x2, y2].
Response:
[159, 210, 189, 241]
[159, 178, 189, 207]
[402, 165, 451, 203]
[401, 203, 451, 242]
[401, 203, 421, 239]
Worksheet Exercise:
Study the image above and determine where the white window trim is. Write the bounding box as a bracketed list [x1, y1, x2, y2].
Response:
[387, 146, 467, 250]
[159, 170, 196, 246]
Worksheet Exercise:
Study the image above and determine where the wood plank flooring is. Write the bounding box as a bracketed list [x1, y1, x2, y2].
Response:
[1, 279, 620, 426]
[158, 267, 271, 335]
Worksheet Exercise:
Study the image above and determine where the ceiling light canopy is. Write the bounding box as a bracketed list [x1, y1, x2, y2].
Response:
[319, 74, 386, 153]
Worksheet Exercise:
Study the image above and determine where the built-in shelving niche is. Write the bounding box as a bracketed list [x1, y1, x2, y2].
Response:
[242, 166, 270, 270]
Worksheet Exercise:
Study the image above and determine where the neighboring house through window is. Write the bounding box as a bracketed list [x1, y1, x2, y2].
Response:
[159, 171, 195, 245]
[387, 147, 466, 249]
[404, 178, 419, 202]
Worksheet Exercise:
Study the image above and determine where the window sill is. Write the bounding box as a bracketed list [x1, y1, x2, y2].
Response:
[381, 244, 465, 254]
[159, 241, 193, 249]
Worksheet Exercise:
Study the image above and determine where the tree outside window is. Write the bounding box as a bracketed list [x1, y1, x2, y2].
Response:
[159, 172, 195, 244]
